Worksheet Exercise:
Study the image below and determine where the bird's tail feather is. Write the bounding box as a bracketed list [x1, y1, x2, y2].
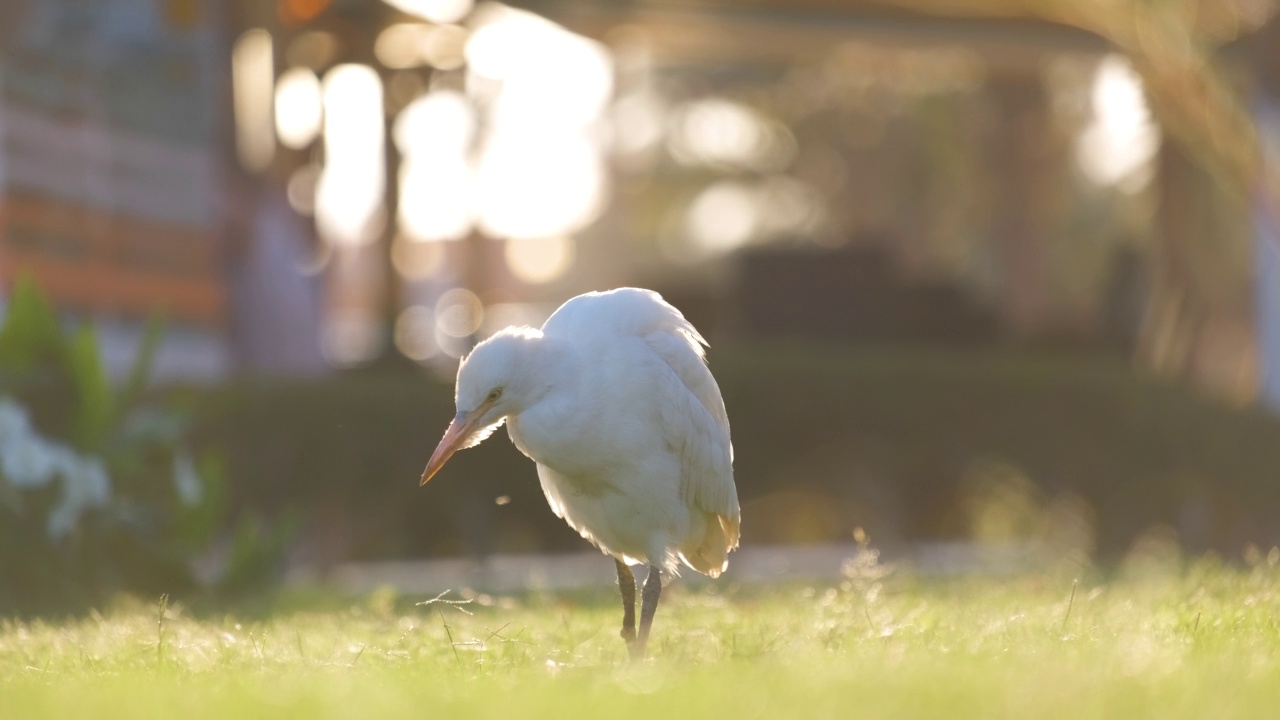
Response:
[680, 511, 740, 578]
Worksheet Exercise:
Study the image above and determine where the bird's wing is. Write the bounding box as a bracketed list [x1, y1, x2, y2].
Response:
[542, 288, 741, 546]
[534, 463, 567, 520]
[644, 328, 740, 541]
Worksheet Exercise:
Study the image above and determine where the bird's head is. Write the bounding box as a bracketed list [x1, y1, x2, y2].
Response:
[420, 326, 543, 486]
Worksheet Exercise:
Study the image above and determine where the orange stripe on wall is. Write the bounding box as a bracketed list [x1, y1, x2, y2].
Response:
[0, 194, 227, 326]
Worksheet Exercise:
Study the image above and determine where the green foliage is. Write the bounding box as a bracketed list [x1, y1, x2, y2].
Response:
[3, 564, 1280, 718]
[172, 451, 228, 551]
[0, 275, 227, 615]
[0, 274, 62, 373]
[117, 313, 165, 413]
[64, 324, 113, 452]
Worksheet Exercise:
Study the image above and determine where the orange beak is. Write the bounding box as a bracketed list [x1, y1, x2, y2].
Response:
[420, 411, 474, 486]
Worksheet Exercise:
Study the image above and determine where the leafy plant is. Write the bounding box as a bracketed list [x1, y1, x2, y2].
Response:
[0, 275, 224, 614]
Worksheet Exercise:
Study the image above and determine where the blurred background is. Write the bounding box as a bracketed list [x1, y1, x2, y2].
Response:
[3, 0, 1280, 611]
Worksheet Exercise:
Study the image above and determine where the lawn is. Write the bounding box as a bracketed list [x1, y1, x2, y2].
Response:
[4, 553, 1280, 719]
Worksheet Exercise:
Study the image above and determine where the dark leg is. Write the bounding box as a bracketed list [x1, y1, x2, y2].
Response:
[633, 565, 662, 659]
[615, 558, 637, 647]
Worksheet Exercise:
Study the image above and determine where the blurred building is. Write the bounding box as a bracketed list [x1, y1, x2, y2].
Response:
[0, 0, 233, 380]
[0, 0, 1276, 397]
[216, 1, 1272, 392]
[0, 0, 327, 381]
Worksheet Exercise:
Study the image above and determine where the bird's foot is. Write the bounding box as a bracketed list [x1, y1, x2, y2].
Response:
[621, 626, 643, 660]
[627, 638, 646, 661]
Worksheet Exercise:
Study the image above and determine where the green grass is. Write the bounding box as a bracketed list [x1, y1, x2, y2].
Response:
[4, 557, 1280, 719]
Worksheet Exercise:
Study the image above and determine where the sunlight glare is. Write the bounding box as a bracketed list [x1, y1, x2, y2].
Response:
[274, 67, 323, 149]
[323, 311, 383, 367]
[232, 29, 275, 172]
[395, 90, 476, 242]
[756, 175, 823, 236]
[422, 25, 468, 70]
[394, 90, 475, 153]
[669, 98, 792, 170]
[467, 12, 613, 131]
[395, 305, 439, 361]
[1076, 55, 1159, 190]
[375, 23, 434, 69]
[685, 181, 758, 254]
[612, 91, 665, 155]
[381, 0, 473, 24]
[505, 236, 574, 284]
[375, 23, 467, 72]
[436, 288, 484, 338]
[316, 65, 386, 246]
[392, 233, 448, 279]
[399, 159, 473, 242]
[372, 5, 617, 243]
[287, 164, 321, 215]
[475, 132, 605, 240]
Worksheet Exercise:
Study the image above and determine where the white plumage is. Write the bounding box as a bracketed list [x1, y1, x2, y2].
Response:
[420, 288, 740, 657]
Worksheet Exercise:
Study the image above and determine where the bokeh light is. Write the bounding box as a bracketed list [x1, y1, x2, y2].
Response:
[1076, 54, 1160, 190]
[461, 5, 612, 241]
[422, 25, 468, 70]
[611, 91, 665, 156]
[505, 236, 575, 284]
[394, 305, 438, 361]
[669, 98, 795, 171]
[399, 155, 473, 241]
[475, 133, 606, 240]
[394, 89, 475, 152]
[316, 65, 386, 247]
[395, 90, 476, 242]
[435, 288, 484, 338]
[464, 7, 547, 80]
[286, 164, 321, 215]
[468, 11, 613, 131]
[755, 175, 825, 237]
[274, 67, 323, 149]
[381, 0, 474, 25]
[685, 181, 759, 255]
[322, 311, 383, 367]
[391, 233, 448, 279]
[232, 29, 275, 172]
[375, 23, 434, 70]
[376, 23, 469, 71]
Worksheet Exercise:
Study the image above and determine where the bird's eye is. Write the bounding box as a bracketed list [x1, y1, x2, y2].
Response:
[487, 388, 503, 402]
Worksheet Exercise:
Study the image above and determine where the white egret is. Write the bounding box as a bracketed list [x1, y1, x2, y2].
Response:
[420, 288, 740, 658]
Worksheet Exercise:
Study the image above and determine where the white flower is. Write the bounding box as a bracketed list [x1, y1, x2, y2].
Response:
[0, 397, 32, 441]
[45, 443, 81, 479]
[46, 496, 82, 540]
[77, 458, 111, 508]
[44, 453, 113, 541]
[173, 452, 203, 506]
[0, 434, 58, 488]
[0, 396, 117, 540]
[60, 455, 111, 509]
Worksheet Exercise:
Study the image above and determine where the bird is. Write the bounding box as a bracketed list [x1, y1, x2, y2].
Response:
[419, 288, 740, 659]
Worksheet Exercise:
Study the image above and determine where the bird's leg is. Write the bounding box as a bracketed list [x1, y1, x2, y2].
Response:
[615, 558, 637, 647]
[633, 565, 663, 660]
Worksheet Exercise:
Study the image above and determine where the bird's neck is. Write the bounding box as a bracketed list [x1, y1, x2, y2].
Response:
[499, 335, 577, 420]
